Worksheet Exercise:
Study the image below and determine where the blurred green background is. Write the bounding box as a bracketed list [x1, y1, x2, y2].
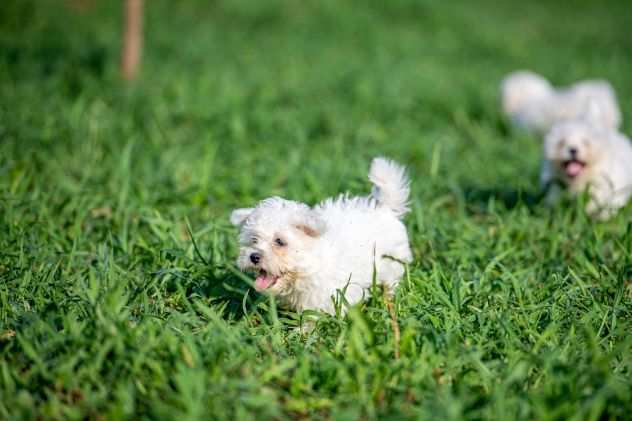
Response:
[1, 0, 631, 419]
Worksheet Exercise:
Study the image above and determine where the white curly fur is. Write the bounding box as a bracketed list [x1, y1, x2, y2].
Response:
[541, 118, 632, 220]
[230, 157, 412, 314]
[501, 70, 621, 133]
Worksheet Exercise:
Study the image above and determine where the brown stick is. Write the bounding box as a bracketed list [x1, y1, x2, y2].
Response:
[384, 290, 401, 360]
[121, 0, 144, 81]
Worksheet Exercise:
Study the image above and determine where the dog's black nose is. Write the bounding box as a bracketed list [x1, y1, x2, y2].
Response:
[250, 252, 261, 265]
[569, 147, 578, 157]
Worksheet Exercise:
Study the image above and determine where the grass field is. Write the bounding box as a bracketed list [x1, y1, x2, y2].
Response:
[1, 0, 632, 419]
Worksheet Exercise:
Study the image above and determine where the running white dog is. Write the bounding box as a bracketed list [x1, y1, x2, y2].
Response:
[541, 116, 632, 220]
[230, 157, 412, 314]
[501, 70, 621, 133]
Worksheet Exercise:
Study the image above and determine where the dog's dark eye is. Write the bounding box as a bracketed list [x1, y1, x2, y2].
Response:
[251, 237, 258, 244]
[274, 238, 286, 247]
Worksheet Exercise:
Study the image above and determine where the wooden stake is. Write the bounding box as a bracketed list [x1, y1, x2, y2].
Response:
[121, 0, 143, 81]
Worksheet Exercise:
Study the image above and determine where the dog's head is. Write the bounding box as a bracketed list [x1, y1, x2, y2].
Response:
[544, 119, 607, 187]
[230, 197, 326, 295]
[501, 71, 553, 114]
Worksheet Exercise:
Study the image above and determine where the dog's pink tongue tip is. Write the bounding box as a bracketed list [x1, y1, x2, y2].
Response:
[566, 162, 584, 177]
[255, 275, 274, 291]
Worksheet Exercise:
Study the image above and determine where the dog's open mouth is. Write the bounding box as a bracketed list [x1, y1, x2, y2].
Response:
[254, 270, 280, 291]
[563, 159, 586, 178]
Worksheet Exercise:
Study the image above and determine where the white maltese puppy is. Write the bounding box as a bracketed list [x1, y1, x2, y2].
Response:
[230, 157, 413, 314]
[501, 70, 621, 133]
[540, 113, 632, 220]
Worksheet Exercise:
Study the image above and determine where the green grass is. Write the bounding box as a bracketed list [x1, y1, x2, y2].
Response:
[1, 0, 632, 419]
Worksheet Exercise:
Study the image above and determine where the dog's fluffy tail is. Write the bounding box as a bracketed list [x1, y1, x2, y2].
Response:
[368, 157, 410, 219]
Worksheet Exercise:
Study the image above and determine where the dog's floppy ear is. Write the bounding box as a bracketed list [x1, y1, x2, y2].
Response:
[230, 208, 254, 226]
[581, 100, 605, 126]
[294, 208, 326, 238]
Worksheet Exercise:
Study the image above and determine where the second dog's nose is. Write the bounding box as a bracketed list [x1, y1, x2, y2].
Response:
[250, 252, 261, 264]
[569, 147, 578, 157]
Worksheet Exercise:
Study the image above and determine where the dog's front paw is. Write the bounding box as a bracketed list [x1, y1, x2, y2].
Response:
[586, 200, 616, 221]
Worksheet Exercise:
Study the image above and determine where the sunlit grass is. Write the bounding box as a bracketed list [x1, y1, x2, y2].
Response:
[1, 0, 631, 418]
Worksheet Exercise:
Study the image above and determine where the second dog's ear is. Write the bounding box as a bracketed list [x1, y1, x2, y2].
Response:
[582, 100, 604, 126]
[230, 208, 253, 226]
[294, 210, 326, 238]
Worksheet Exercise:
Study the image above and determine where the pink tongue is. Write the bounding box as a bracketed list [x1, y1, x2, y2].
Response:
[255, 275, 275, 291]
[566, 162, 584, 177]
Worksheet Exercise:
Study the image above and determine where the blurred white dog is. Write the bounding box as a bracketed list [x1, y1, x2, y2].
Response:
[230, 157, 412, 314]
[540, 114, 632, 220]
[501, 70, 621, 133]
